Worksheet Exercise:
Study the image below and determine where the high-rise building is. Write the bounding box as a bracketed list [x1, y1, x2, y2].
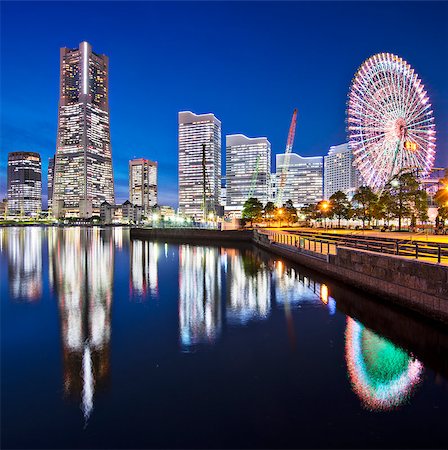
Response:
[178, 111, 221, 219]
[276, 153, 323, 208]
[7, 152, 42, 216]
[53, 41, 115, 218]
[324, 143, 363, 200]
[226, 134, 271, 215]
[47, 155, 55, 211]
[129, 158, 158, 212]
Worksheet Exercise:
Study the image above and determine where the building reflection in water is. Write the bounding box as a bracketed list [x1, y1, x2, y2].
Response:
[274, 260, 336, 314]
[48, 227, 113, 423]
[179, 245, 222, 349]
[345, 317, 423, 411]
[130, 240, 159, 300]
[225, 248, 271, 325]
[6, 227, 42, 302]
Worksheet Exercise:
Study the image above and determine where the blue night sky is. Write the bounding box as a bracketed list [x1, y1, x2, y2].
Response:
[1, 1, 447, 207]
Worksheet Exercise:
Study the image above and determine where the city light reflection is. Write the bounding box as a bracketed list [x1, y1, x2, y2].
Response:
[345, 317, 423, 411]
[179, 245, 222, 349]
[48, 227, 113, 423]
[130, 240, 159, 300]
[7, 227, 42, 301]
[226, 249, 271, 325]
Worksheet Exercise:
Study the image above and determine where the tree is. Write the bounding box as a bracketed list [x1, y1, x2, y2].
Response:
[283, 199, 298, 225]
[242, 197, 263, 227]
[301, 203, 317, 226]
[263, 201, 277, 225]
[352, 186, 378, 228]
[437, 206, 448, 226]
[384, 172, 419, 231]
[373, 191, 394, 226]
[329, 191, 351, 228]
[411, 189, 428, 225]
[315, 200, 331, 227]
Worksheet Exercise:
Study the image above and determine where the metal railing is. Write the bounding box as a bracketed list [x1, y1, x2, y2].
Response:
[268, 232, 337, 256]
[263, 230, 448, 263]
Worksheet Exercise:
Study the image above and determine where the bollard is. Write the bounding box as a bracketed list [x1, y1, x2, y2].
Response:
[438, 245, 441, 263]
[415, 242, 418, 259]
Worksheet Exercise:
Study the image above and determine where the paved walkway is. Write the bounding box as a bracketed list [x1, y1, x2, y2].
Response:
[270, 227, 448, 244]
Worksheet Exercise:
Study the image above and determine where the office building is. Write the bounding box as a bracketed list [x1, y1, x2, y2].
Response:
[324, 143, 363, 199]
[53, 41, 115, 218]
[48, 155, 55, 211]
[226, 134, 271, 216]
[7, 152, 42, 216]
[129, 158, 157, 213]
[276, 153, 323, 208]
[178, 111, 221, 219]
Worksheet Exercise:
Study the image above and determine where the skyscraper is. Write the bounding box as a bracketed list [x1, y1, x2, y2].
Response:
[324, 143, 363, 199]
[226, 134, 271, 216]
[7, 152, 42, 216]
[129, 158, 158, 212]
[53, 41, 115, 218]
[276, 153, 323, 208]
[47, 155, 55, 211]
[178, 111, 221, 219]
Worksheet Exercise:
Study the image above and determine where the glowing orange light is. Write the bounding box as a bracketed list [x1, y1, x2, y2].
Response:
[320, 284, 329, 304]
[320, 201, 329, 211]
[404, 141, 417, 152]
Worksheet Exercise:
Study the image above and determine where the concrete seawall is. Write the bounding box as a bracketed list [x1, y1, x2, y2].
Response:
[130, 228, 448, 323]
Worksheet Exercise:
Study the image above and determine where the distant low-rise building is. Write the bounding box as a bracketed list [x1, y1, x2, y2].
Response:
[100, 200, 142, 224]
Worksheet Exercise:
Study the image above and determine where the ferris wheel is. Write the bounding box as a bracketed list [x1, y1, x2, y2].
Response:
[347, 53, 436, 192]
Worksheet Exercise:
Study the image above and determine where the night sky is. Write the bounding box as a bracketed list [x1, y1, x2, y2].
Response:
[1, 1, 447, 207]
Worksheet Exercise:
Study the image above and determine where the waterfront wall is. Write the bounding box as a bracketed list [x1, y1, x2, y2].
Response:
[130, 228, 448, 323]
[130, 227, 253, 243]
[252, 231, 448, 323]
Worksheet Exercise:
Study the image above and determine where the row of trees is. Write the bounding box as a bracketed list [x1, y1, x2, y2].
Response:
[242, 198, 298, 226]
[242, 172, 448, 230]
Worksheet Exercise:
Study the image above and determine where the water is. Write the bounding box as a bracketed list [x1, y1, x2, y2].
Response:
[1, 226, 447, 449]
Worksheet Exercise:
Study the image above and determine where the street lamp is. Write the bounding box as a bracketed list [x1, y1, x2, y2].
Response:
[319, 201, 330, 229]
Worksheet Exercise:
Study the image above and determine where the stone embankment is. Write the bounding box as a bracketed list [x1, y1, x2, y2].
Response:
[130, 227, 448, 323]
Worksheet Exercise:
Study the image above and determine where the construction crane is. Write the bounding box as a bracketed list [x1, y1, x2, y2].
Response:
[275, 109, 298, 207]
[247, 154, 261, 200]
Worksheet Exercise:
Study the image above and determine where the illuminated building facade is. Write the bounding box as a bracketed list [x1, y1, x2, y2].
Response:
[324, 143, 363, 200]
[53, 41, 115, 218]
[48, 155, 55, 211]
[7, 152, 42, 216]
[226, 134, 271, 216]
[276, 152, 323, 208]
[129, 158, 157, 213]
[178, 111, 221, 219]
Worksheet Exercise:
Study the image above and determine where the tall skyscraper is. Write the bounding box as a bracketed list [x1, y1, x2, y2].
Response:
[226, 134, 271, 216]
[129, 158, 158, 212]
[276, 153, 323, 208]
[47, 155, 55, 211]
[53, 41, 115, 218]
[324, 143, 363, 200]
[178, 111, 221, 219]
[7, 152, 42, 216]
